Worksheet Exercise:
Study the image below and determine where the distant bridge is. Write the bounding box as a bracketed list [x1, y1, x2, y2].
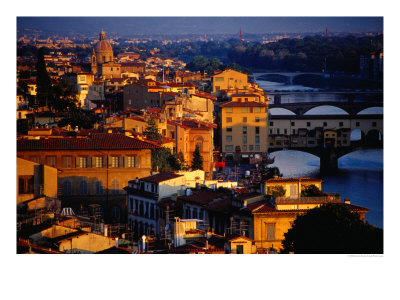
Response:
[269, 100, 383, 117]
[256, 72, 326, 85]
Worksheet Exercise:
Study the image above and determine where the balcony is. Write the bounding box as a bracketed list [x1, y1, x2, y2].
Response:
[275, 194, 341, 205]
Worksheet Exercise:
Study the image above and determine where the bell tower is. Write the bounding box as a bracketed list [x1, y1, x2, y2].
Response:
[91, 48, 97, 75]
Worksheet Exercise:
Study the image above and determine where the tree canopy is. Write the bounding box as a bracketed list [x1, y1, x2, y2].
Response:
[281, 203, 383, 254]
[191, 144, 203, 170]
[143, 117, 162, 143]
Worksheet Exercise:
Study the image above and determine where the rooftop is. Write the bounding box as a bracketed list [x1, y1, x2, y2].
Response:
[219, 101, 267, 108]
[137, 172, 184, 184]
[265, 177, 323, 184]
[17, 133, 160, 151]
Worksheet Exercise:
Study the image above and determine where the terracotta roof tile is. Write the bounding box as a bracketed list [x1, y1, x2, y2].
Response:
[17, 133, 160, 151]
[138, 172, 183, 184]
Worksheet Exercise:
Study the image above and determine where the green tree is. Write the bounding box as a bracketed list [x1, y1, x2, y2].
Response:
[281, 203, 383, 254]
[151, 147, 173, 172]
[143, 117, 162, 143]
[52, 79, 79, 112]
[36, 47, 53, 108]
[300, 184, 325, 197]
[267, 185, 286, 197]
[191, 144, 203, 170]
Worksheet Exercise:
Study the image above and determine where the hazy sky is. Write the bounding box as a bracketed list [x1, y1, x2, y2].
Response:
[17, 17, 383, 35]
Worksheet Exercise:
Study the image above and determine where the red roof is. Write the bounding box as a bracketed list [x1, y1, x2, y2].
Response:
[17, 133, 160, 151]
[219, 101, 267, 108]
[193, 92, 217, 101]
[138, 172, 183, 184]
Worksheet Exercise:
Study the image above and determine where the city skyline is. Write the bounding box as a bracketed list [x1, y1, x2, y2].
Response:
[17, 17, 383, 36]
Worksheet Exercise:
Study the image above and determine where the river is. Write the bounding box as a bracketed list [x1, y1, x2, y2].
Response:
[254, 73, 384, 228]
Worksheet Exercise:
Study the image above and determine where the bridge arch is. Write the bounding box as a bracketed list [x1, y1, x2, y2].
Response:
[357, 107, 384, 115]
[269, 108, 296, 115]
[303, 105, 350, 115]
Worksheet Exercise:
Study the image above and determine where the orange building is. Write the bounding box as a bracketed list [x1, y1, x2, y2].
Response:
[17, 133, 159, 223]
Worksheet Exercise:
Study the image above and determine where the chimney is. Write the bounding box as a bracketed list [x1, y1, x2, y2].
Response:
[344, 198, 351, 205]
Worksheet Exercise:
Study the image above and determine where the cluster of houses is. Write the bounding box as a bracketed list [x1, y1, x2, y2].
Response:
[16, 31, 370, 254]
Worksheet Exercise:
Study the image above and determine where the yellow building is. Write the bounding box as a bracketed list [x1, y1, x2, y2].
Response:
[212, 69, 248, 96]
[324, 129, 338, 147]
[17, 133, 158, 223]
[252, 198, 369, 252]
[219, 94, 269, 160]
[17, 157, 58, 205]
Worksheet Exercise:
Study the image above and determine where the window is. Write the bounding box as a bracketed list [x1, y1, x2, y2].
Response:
[215, 77, 224, 82]
[284, 129, 287, 134]
[63, 180, 72, 195]
[45, 156, 56, 167]
[255, 117, 260, 122]
[255, 127, 260, 134]
[266, 223, 275, 241]
[237, 98, 242, 102]
[243, 145, 247, 151]
[227, 127, 232, 132]
[291, 121, 295, 126]
[76, 156, 88, 168]
[18, 176, 34, 194]
[29, 156, 40, 164]
[269, 129, 273, 134]
[356, 122, 360, 127]
[126, 155, 137, 167]
[94, 156, 103, 168]
[243, 126, 247, 134]
[255, 136, 260, 144]
[236, 245, 244, 254]
[225, 145, 233, 151]
[96, 181, 104, 195]
[255, 145, 260, 150]
[323, 122, 327, 127]
[270, 121, 274, 126]
[241, 108, 248, 113]
[192, 209, 197, 219]
[254, 107, 261, 113]
[372, 122, 377, 127]
[226, 136, 232, 142]
[111, 156, 120, 168]
[245, 98, 248, 102]
[80, 180, 88, 195]
[226, 107, 233, 113]
[339, 122, 344, 127]
[243, 136, 247, 144]
[307, 122, 311, 127]
[249, 107, 253, 113]
[62, 156, 72, 169]
[243, 117, 247, 123]
[111, 206, 120, 221]
[226, 117, 232, 123]
[249, 145, 253, 150]
[199, 209, 203, 220]
[292, 129, 296, 135]
[277, 129, 280, 134]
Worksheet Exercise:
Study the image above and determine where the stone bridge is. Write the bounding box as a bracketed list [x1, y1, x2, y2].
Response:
[268, 100, 383, 117]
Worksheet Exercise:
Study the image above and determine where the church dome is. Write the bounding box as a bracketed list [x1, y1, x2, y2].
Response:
[94, 30, 113, 64]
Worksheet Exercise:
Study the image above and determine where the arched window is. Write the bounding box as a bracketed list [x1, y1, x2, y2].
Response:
[80, 180, 88, 195]
[63, 180, 72, 195]
[195, 136, 204, 152]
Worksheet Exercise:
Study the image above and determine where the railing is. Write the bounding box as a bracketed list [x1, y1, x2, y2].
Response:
[276, 194, 341, 204]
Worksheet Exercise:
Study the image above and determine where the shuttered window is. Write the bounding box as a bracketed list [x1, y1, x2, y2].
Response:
[266, 223, 275, 241]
